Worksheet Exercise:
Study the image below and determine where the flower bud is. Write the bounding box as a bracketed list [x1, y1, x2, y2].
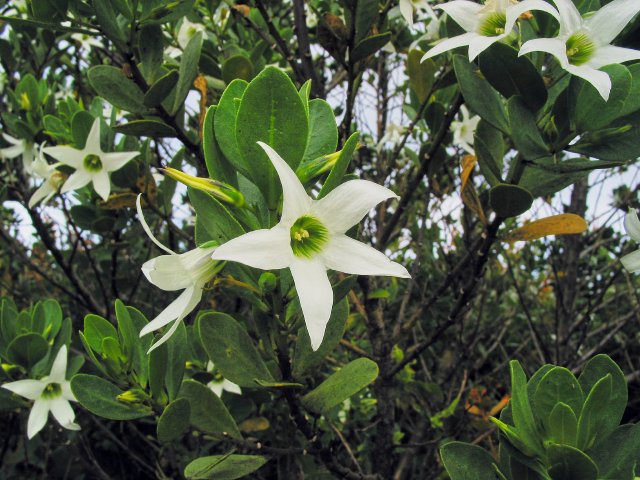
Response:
[296, 150, 342, 184]
[161, 167, 245, 208]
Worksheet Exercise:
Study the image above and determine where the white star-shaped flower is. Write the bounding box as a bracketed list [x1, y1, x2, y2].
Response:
[136, 196, 223, 352]
[177, 18, 206, 49]
[70, 32, 104, 51]
[451, 105, 480, 154]
[2, 346, 80, 439]
[1, 133, 38, 174]
[28, 146, 65, 208]
[206, 361, 241, 397]
[42, 118, 139, 201]
[422, 0, 559, 61]
[621, 209, 640, 272]
[519, 0, 640, 101]
[211, 142, 410, 350]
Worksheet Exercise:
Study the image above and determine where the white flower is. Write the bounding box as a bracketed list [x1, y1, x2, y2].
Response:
[519, 0, 640, 101]
[422, 0, 559, 62]
[1, 133, 38, 174]
[28, 146, 65, 208]
[211, 142, 411, 350]
[400, 0, 435, 27]
[178, 18, 206, 49]
[377, 123, 406, 152]
[206, 361, 241, 397]
[70, 33, 104, 51]
[136, 196, 222, 352]
[2, 346, 80, 439]
[451, 105, 480, 154]
[42, 118, 139, 201]
[621, 209, 640, 272]
[213, 4, 231, 30]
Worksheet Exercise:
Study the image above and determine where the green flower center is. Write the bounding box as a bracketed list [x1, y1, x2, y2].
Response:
[42, 382, 61, 399]
[83, 154, 103, 172]
[290, 215, 329, 258]
[478, 12, 507, 37]
[566, 32, 596, 66]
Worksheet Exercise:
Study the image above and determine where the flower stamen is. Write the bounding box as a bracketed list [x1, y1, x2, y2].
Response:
[42, 382, 62, 399]
[565, 32, 596, 66]
[290, 215, 328, 258]
[83, 154, 103, 172]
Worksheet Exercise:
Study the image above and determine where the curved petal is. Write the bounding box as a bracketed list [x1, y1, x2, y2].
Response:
[621, 250, 640, 273]
[43, 146, 85, 169]
[519, 37, 569, 66]
[505, 0, 560, 35]
[552, 0, 583, 36]
[102, 151, 139, 172]
[208, 382, 224, 397]
[147, 288, 203, 352]
[142, 256, 193, 291]
[211, 226, 293, 269]
[0, 143, 25, 159]
[136, 195, 175, 254]
[49, 346, 68, 382]
[422, 32, 477, 61]
[60, 170, 91, 194]
[28, 183, 55, 209]
[257, 142, 311, 224]
[222, 380, 242, 395]
[290, 258, 333, 351]
[321, 235, 411, 278]
[140, 285, 200, 337]
[399, 0, 414, 25]
[83, 118, 102, 153]
[61, 381, 76, 402]
[566, 63, 612, 101]
[468, 34, 504, 61]
[2, 379, 46, 400]
[92, 171, 111, 201]
[586, 0, 640, 46]
[588, 45, 640, 69]
[49, 397, 76, 428]
[438, 1, 482, 31]
[625, 209, 640, 242]
[312, 180, 398, 234]
[27, 399, 50, 439]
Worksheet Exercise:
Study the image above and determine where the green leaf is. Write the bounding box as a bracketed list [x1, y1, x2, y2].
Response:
[618, 63, 640, 118]
[350, 32, 392, 63]
[71, 374, 152, 420]
[178, 380, 242, 439]
[71, 111, 95, 148]
[293, 297, 349, 377]
[82, 314, 118, 355]
[318, 131, 360, 198]
[88, 66, 147, 114]
[408, 50, 437, 104]
[149, 341, 168, 402]
[184, 454, 268, 479]
[157, 397, 191, 443]
[571, 64, 632, 132]
[112, 120, 177, 138]
[440, 442, 502, 480]
[547, 443, 598, 480]
[453, 55, 509, 134]
[197, 312, 275, 388]
[31, 0, 68, 22]
[301, 358, 378, 414]
[215, 80, 248, 178]
[507, 96, 548, 160]
[189, 188, 244, 245]
[235, 67, 308, 207]
[478, 42, 547, 112]
[578, 355, 627, 445]
[302, 99, 338, 163]
[354, 0, 378, 44]
[577, 374, 612, 451]
[7, 333, 49, 369]
[222, 55, 254, 84]
[474, 120, 504, 185]
[533, 367, 583, 434]
[508, 360, 541, 455]
[143, 70, 179, 108]
[165, 321, 187, 401]
[92, 0, 127, 44]
[202, 105, 237, 185]
[548, 402, 578, 446]
[488, 184, 533, 218]
[569, 110, 640, 161]
[589, 424, 640, 480]
[171, 31, 203, 115]
[138, 24, 164, 81]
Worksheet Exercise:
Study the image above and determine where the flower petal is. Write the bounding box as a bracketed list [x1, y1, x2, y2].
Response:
[147, 289, 203, 353]
[43, 145, 85, 169]
[321, 235, 411, 278]
[61, 381, 76, 402]
[92, 171, 111, 201]
[625, 209, 640, 242]
[60, 170, 91, 194]
[142, 256, 193, 291]
[2, 379, 46, 400]
[211, 226, 293, 269]
[468, 34, 504, 61]
[49, 397, 76, 428]
[222, 379, 242, 395]
[565, 63, 612, 101]
[208, 382, 224, 397]
[290, 258, 333, 351]
[102, 151, 139, 173]
[588, 45, 640, 69]
[27, 399, 50, 439]
[136, 194, 175, 255]
[519, 37, 569, 66]
[505, 0, 560, 35]
[621, 250, 640, 272]
[83, 118, 102, 153]
[585, 0, 640, 46]
[49, 345, 68, 382]
[552, 0, 583, 36]
[257, 142, 311, 224]
[28, 182, 55, 209]
[422, 32, 477, 61]
[438, 1, 482, 32]
[399, 0, 414, 25]
[140, 285, 201, 338]
[312, 180, 398, 234]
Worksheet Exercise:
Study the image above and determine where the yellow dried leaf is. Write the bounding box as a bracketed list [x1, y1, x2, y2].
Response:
[459, 155, 487, 224]
[239, 417, 270, 432]
[98, 193, 139, 210]
[504, 213, 587, 242]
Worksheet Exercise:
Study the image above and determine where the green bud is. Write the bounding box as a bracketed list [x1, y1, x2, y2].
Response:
[162, 167, 245, 208]
[259, 272, 277, 294]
